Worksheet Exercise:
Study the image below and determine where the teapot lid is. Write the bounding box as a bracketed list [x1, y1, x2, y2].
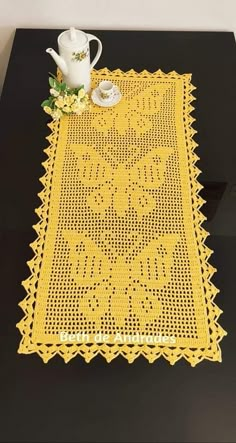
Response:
[58, 27, 87, 48]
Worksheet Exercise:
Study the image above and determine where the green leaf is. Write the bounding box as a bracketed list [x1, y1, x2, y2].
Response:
[49, 76, 62, 90]
[48, 96, 55, 106]
[41, 99, 50, 107]
[61, 82, 67, 91]
[49, 77, 57, 88]
[55, 84, 62, 93]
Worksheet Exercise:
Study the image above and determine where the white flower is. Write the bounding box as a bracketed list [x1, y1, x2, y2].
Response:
[50, 88, 59, 97]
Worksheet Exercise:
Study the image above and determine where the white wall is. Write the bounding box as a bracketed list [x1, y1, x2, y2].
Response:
[0, 0, 236, 93]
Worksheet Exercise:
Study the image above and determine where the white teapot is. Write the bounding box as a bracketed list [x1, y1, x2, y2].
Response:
[46, 27, 102, 92]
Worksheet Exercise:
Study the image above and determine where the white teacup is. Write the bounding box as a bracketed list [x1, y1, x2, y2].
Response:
[99, 80, 115, 101]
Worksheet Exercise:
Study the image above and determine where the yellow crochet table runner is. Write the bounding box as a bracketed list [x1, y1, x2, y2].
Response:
[17, 68, 226, 366]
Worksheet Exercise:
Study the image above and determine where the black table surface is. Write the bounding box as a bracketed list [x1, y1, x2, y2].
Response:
[0, 29, 236, 443]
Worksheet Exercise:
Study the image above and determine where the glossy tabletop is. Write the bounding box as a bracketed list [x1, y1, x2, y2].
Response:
[0, 29, 236, 443]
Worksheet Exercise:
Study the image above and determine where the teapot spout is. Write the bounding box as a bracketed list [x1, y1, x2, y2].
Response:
[46, 48, 68, 76]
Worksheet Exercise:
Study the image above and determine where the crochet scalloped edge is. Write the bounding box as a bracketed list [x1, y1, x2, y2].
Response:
[17, 68, 227, 366]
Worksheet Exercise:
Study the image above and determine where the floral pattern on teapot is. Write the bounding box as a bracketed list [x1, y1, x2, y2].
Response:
[72, 48, 89, 62]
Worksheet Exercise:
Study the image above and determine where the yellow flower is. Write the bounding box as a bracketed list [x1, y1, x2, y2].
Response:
[82, 94, 89, 105]
[71, 100, 88, 114]
[43, 106, 52, 115]
[55, 97, 64, 108]
[72, 104, 84, 114]
[78, 88, 86, 99]
[71, 103, 81, 113]
[64, 95, 76, 106]
[63, 105, 72, 113]
[63, 96, 70, 105]
[51, 109, 62, 120]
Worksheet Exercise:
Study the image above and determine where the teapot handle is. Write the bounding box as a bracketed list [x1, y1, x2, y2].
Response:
[87, 34, 103, 70]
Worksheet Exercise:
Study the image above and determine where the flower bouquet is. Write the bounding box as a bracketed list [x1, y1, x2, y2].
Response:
[41, 74, 89, 120]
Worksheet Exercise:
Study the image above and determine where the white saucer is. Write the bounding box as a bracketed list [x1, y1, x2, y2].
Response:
[91, 86, 122, 107]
